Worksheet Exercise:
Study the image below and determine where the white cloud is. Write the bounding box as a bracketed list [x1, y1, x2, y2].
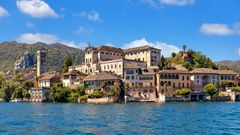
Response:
[76, 10, 101, 22]
[0, 6, 10, 17]
[16, 0, 59, 18]
[200, 23, 240, 36]
[16, 33, 78, 48]
[160, 0, 195, 6]
[75, 26, 94, 34]
[26, 22, 35, 28]
[123, 38, 181, 57]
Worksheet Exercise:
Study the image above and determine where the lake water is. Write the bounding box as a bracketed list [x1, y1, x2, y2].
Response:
[0, 102, 240, 135]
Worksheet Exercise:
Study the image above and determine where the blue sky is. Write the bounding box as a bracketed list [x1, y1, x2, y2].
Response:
[0, 0, 240, 61]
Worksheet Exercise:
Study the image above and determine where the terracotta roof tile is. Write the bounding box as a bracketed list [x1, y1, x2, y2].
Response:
[39, 71, 61, 80]
[83, 71, 120, 81]
[96, 46, 123, 53]
[124, 45, 161, 53]
[62, 70, 86, 76]
[218, 70, 237, 75]
[158, 70, 190, 74]
[190, 68, 219, 74]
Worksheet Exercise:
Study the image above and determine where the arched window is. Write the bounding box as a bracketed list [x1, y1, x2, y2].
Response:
[160, 81, 164, 86]
[168, 81, 171, 86]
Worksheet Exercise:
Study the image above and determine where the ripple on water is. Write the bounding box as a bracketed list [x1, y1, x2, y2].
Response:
[0, 102, 240, 134]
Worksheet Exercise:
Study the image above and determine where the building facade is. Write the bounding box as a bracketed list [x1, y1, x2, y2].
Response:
[124, 46, 161, 67]
[69, 45, 161, 76]
[156, 70, 192, 97]
[62, 71, 86, 88]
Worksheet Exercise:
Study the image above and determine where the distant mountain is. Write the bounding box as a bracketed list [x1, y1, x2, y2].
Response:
[215, 60, 240, 66]
[0, 42, 84, 73]
[215, 60, 240, 74]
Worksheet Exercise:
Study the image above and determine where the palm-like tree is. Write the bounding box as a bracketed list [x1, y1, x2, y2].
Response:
[183, 45, 187, 52]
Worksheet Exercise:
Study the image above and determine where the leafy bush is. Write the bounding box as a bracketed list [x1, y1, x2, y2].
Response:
[50, 83, 71, 102]
[90, 88, 103, 98]
[67, 93, 78, 102]
[231, 87, 240, 92]
[75, 84, 86, 96]
[79, 95, 88, 102]
[204, 84, 217, 98]
[175, 88, 191, 96]
[107, 92, 115, 98]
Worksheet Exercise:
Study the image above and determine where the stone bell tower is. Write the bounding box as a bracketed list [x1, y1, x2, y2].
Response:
[37, 48, 47, 77]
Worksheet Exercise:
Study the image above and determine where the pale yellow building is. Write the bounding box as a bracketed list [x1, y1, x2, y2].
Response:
[124, 46, 161, 67]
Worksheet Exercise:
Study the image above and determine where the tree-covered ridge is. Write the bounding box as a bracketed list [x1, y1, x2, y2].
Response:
[0, 42, 85, 73]
[161, 46, 218, 70]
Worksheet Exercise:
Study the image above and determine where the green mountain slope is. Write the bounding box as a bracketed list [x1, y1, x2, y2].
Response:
[0, 42, 85, 73]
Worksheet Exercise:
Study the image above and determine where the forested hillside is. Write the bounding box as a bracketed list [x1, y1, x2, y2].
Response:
[0, 42, 84, 73]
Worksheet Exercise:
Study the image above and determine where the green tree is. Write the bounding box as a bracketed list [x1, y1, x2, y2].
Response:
[50, 83, 71, 102]
[204, 84, 217, 100]
[75, 84, 86, 96]
[13, 74, 23, 82]
[0, 80, 18, 101]
[171, 52, 176, 58]
[22, 80, 34, 90]
[12, 87, 24, 99]
[22, 89, 30, 99]
[176, 88, 191, 97]
[61, 55, 73, 73]
[0, 72, 5, 87]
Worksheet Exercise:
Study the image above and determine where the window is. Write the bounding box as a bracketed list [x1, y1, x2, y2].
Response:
[126, 76, 130, 80]
[182, 83, 185, 88]
[160, 81, 164, 86]
[115, 64, 117, 68]
[197, 76, 199, 79]
[119, 64, 121, 68]
[187, 83, 189, 87]
[132, 76, 135, 80]
[173, 83, 175, 88]
[187, 76, 189, 80]
[182, 76, 185, 81]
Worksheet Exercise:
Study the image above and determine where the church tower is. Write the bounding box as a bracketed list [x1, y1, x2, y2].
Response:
[37, 48, 47, 77]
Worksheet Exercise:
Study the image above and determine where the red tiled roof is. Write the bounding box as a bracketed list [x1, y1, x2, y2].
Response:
[83, 71, 120, 81]
[124, 45, 161, 53]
